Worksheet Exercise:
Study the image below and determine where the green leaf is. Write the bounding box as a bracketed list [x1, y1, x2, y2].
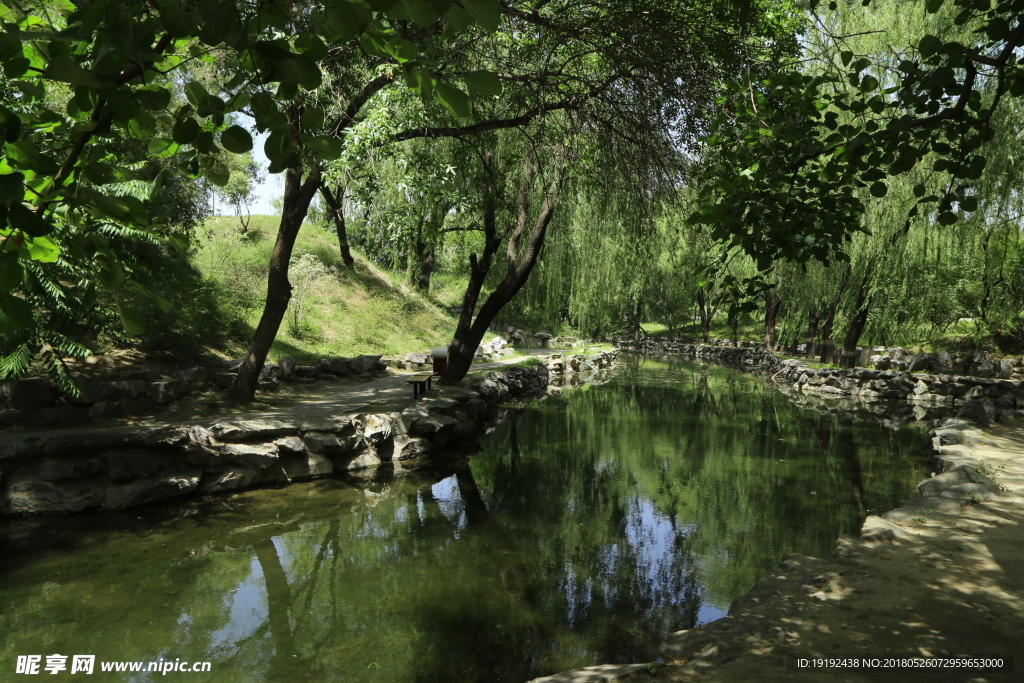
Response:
[403, 0, 442, 27]
[117, 303, 146, 335]
[464, 70, 502, 98]
[840, 51, 853, 67]
[0, 293, 31, 333]
[434, 80, 472, 118]
[221, 125, 253, 153]
[0, 105, 21, 143]
[46, 56, 103, 88]
[328, 0, 372, 41]
[404, 67, 433, 99]
[134, 87, 171, 111]
[295, 33, 328, 61]
[172, 116, 200, 144]
[443, 4, 473, 34]
[388, 38, 418, 63]
[959, 196, 978, 212]
[937, 211, 957, 225]
[869, 181, 887, 198]
[461, 0, 500, 31]
[305, 136, 342, 160]
[0, 172, 25, 206]
[0, 251, 22, 292]
[97, 257, 124, 289]
[184, 81, 209, 108]
[7, 203, 52, 237]
[925, 0, 943, 12]
[919, 35, 942, 58]
[301, 107, 325, 131]
[24, 235, 58, 262]
[148, 138, 180, 158]
[265, 131, 295, 163]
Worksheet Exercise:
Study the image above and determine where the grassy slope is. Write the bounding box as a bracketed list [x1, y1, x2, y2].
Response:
[168, 215, 459, 364]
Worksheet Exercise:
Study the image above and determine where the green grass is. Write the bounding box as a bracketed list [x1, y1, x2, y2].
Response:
[155, 215, 460, 362]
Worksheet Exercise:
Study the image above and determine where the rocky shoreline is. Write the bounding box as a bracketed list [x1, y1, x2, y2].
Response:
[528, 344, 1022, 683]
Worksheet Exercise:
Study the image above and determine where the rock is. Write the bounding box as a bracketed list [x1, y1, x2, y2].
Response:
[211, 372, 236, 389]
[174, 367, 209, 392]
[336, 449, 381, 471]
[88, 401, 117, 420]
[956, 398, 996, 424]
[935, 350, 952, 371]
[998, 360, 1013, 379]
[280, 451, 333, 480]
[104, 449, 172, 481]
[224, 359, 244, 372]
[221, 443, 279, 469]
[210, 419, 296, 441]
[870, 355, 891, 370]
[257, 379, 280, 392]
[9, 378, 56, 411]
[907, 353, 933, 372]
[103, 469, 201, 510]
[976, 359, 995, 377]
[199, 467, 260, 494]
[1, 474, 103, 515]
[351, 354, 384, 374]
[32, 406, 89, 427]
[319, 358, 351, 375]
[0, 409, 19, 427]
[19, 455, 103, 481]
[293, 365, 320, 379]
[410, 414, 459, 435]
[116, 398, 155, 415]
[278, 356, 296, 380]
[273, 436, 305, 454]
[259, 364, 283, 381]
[861, 515, 913, 542]
[360, 413, 393, 442]
[386, 434, 431, 461]
[63, 375, 110, 405]
[149, 379, 185, 405]
[302, 431, 363, 454]
[406, 352, 430, 364]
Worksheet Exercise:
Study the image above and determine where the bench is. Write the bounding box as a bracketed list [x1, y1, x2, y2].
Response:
[405, 372, 435, 399]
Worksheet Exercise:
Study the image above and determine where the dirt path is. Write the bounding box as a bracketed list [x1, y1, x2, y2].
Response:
[532, 423, 1024, 683]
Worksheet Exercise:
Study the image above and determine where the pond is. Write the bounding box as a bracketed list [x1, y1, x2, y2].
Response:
[0, 356, 930, 682]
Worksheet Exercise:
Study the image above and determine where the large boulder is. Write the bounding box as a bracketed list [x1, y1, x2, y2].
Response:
[278, 356, 297, 380]
[8, 378, 56, 411]
[319, 357, 351, 375]
[149, 379, 185, 405]
[907, 353, 933, 373]
[103, 469, 202, 510]
[956, 398, 996, 425]
[351, 354, 384, 374]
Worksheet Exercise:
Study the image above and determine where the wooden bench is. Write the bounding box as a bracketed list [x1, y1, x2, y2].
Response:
[405, 372, 435, 399]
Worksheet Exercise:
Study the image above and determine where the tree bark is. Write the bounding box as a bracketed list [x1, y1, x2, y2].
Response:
[440, 147, 567, 384]
[415, 239, 434, 292]
[696, 288, 714, 343]
[820, 262, 850, 364]
[840, 280, 872, 368]
[228, 166, 321, 403]
[319, 183, 354, 268]
[763, 288, 781, 351]
[805, 306, 820, 358]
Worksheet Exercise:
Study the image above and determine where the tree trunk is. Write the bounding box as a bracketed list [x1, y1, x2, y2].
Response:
[415, 239, 434, 292]
[764, 289, 781, 351]
[696, 288, 713, 343]
[228, 166, 321, 403]
[632, 299, 643, 341]
[441, 148, 566, 384]
[805, 306, 820, 358]
[820, 263, 850, 363]
[840, 281, 872, 369]
[319, 183, 354, 267]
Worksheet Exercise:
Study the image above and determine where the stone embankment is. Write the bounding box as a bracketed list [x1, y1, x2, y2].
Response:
[0, 354, 388, 429]
[0, 365, 550, 517]
[618, 339, 1024, 425]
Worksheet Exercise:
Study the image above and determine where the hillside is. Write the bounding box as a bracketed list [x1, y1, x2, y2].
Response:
[127, 215, 463, 366]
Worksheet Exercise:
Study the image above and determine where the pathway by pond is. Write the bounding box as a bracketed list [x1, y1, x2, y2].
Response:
[0, 356, 931, 682]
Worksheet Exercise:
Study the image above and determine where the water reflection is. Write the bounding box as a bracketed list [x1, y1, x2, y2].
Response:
[0, 356, 928, 682]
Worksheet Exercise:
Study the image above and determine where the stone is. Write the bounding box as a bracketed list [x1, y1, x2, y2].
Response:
[104, 448, 172, 480]
[410, 414, 459, 435]
[360, 413, 393, 442]
[259, 364, 283, 381]
[221, 443, 279, 469]
[976, 359, 995, 377]
[294, 365, 320, 379]
[174, 367, 209, 392]
[210, 419, 296, 441]
[319, 358, 351, 375]
[20, 455, 103, 481]
[956, 398, 996, 424]
[861, 515, 913, 542]
[917, 465, 1001, 497]
[64, 375, 109, 405]
[998, 360, 1013, 379]
[336, 449, 381, 471]
[405, 352, 429, 364]
[199, 467, 260, 493]
[149, 379, 185, 405]
[280, 451, 333, 480]
[257, 379, 280, 392]
[351, 354, 384, 374]
[0, 409, 19, 427]
[871, 355, 891, 370]
[103, 469, 201, 510]
[278, 356, 296, 380]
[1, 473, 103, 515]
[211, 372, 236, 389]
[302, 431, 363, 454]
[224, 359, 244, 372]
[273, 436, 305, 454]
[907, 353, 933, 372]
[32, 406, 88, 427]
[9, 378, 56, 411]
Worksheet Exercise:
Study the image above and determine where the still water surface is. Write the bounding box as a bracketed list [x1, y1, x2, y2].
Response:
[0, 357, 929, 682]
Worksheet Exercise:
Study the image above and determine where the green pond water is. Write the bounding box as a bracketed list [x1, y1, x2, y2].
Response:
[0, 356, 930, 682]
